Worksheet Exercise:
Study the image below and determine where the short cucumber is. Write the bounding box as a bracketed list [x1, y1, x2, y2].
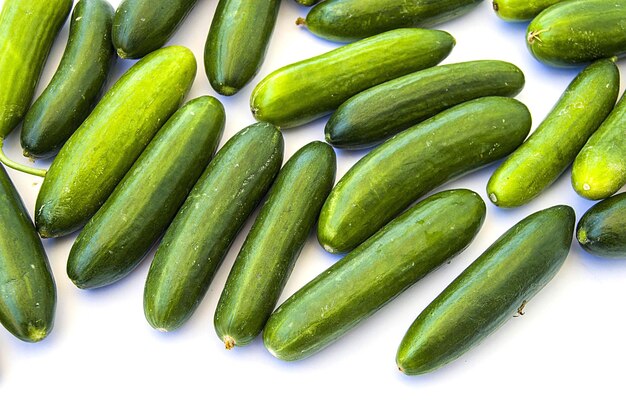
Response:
[318, 97, 532, 254]
[263, 189, 486, 362]
[577, 193, 626, 258]
[326, 60, 526, 149]
[214, 141, 336, 349]
[0, 165, 56, 342]
[67, 97, 226, 289]
[397, 205, 575, 375]
[21, 0, 116, 160]
[492, 0, 564, 21]
[487, 59, 619, 208]
[35, 46, 197, 239]
[251, 28, 455, 129]
[144, 122, 284, 332]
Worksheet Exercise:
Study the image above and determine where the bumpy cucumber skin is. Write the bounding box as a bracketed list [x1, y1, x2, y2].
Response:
[318, 97, 531, 254]
[144, 123, 284, 332]
[0, 166, 56, 343]
[487, 59, 619, 208]
[214, 141, 336, 348]
[397, 205, 575, 376]
[263, 189, 486, 362]
[492, 0, 564, 21]
[577, 194, 626, 258]
[67, 97, 226, 290]
[35, 46, 197, 239]
[251, 28, 455, 129]
[21, 0, 116, 159]
[527, 0, 626, 67]
[205, 0, 280, 96]
[113, 0, 198, 59]
[326, 60, 526, 149]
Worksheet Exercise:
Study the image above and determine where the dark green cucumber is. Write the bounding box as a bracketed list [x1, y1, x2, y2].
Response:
[251, 28, 455, 129]
[67, 97, 226, 289]
[263, 189, 486, 362]
[112, 0, 199, 59]
[488, 59, 619, 208]
[214, 141, 336, 349]
[21, 0, 116, 160]
[397, 205, 574, 375]
[318, 97, 531, 254]
[0, 165, 56, 342]
[527, 0, 626, 67]
[35, 46, 196, 239]
[144, 122, 284, 332]
[326, 60, 526, 149]
[493, 0, 564, 21]
[204, 0, 280, 96]
[577, 193, 626, 258]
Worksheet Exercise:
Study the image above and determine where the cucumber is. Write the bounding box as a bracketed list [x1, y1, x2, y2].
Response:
[299, 0, 482, 42]
[0, 165, 56, 342]
[214, 141, 336, 349]
[577, 193, 626, 258]
[487, 59, 619, 208]
[21, 0, 116, 160]
[263, 189, 486, 362]
[397, 205, 575, 375]
[492, 0, 564, 21]
[251, 28, 455, 129]
[318, 97, 532, 254]
[144, 122, 284, 332]
[67, 97, 226, 290]
[112, 0, 199, 59]
[527, 0, 626, 67]
[204, 0, 280, 96]
[35, 46, 197, 239]
[326, 60, 526, 149]
[296, 0, 321, 5]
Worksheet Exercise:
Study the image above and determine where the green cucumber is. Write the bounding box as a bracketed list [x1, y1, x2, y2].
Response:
[144, 122, 284, 332]
[263, 189, 486, 362]
[492, 0, 564, 21]
[0, 165, 56, 342]
[487, 59, 619, 208]
[112, 0, 199, 59]
[318, 97, 531, 254]
[204, 0, 280, 96]
[296, 0, 321, 5]
[577, 193, 626, 258]
[214, 141, 336, 349]
[21, 0, 116, 160]
[67, 97, 226, 290]
[397, 205, 575, 375]
[326, 60, 526, 149]
[251, 28, 455, 129]
[35, 46, 196, 239]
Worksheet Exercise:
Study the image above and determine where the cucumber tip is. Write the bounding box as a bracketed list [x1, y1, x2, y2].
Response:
[224, 336, 236, 350]
[295, 17, 306, 27]
[577, 228, 589, 245]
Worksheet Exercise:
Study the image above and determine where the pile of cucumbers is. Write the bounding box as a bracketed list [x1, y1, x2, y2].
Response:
[0, 0, 625, 377]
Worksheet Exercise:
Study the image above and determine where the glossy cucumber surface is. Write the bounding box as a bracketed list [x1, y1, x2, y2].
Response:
[493, 0, 564, 21]
[577, 193, 626, 258]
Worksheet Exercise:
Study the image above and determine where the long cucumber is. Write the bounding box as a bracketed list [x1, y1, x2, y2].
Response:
[493, 0, 565, 21]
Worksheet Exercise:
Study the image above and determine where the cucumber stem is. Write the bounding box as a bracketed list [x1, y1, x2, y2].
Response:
[0, 137, 47, 177]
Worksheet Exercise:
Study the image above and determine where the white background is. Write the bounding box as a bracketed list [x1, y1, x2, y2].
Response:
[2, 0, 626, 414]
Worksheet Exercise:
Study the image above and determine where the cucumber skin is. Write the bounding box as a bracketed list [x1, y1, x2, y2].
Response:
[251, 28, 455, 129]
[0, 0, 72, 138]
[397, 205, 575, 375]
[263, 189, 486, 362]
[487, 59, 619, 208]
[577, 194, 626, 258]
[318, 97, 532, 254]
[296, 0, 321, 5]
[204, 0, 280, 96]
[21, 0, 116, 159]
[492, 0, 564, 21]
[67, 97, 226, 290]
[144, 123, 284, 332]
[326, 60, 526, 149]
[0, 166, 56, 343]
[214, 141, 336, 348]
[35, 46, 196, 239]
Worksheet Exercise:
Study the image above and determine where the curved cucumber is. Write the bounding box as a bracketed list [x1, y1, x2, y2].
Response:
[67, 97, 226, 289]
[251, 28, 455, 129]
[492, 0, 564, 21]
[577, 193, 626, 258]
[21, 0, 116, 160]
[326, 60, 526, 149]
[397, 205, 575, 375]
[318, 97, 531, 254]
[487, 59, 619, 208]
[35, 46, 197, 239]
[263, 189, 486, 362]
[144, 122, 284, 332]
